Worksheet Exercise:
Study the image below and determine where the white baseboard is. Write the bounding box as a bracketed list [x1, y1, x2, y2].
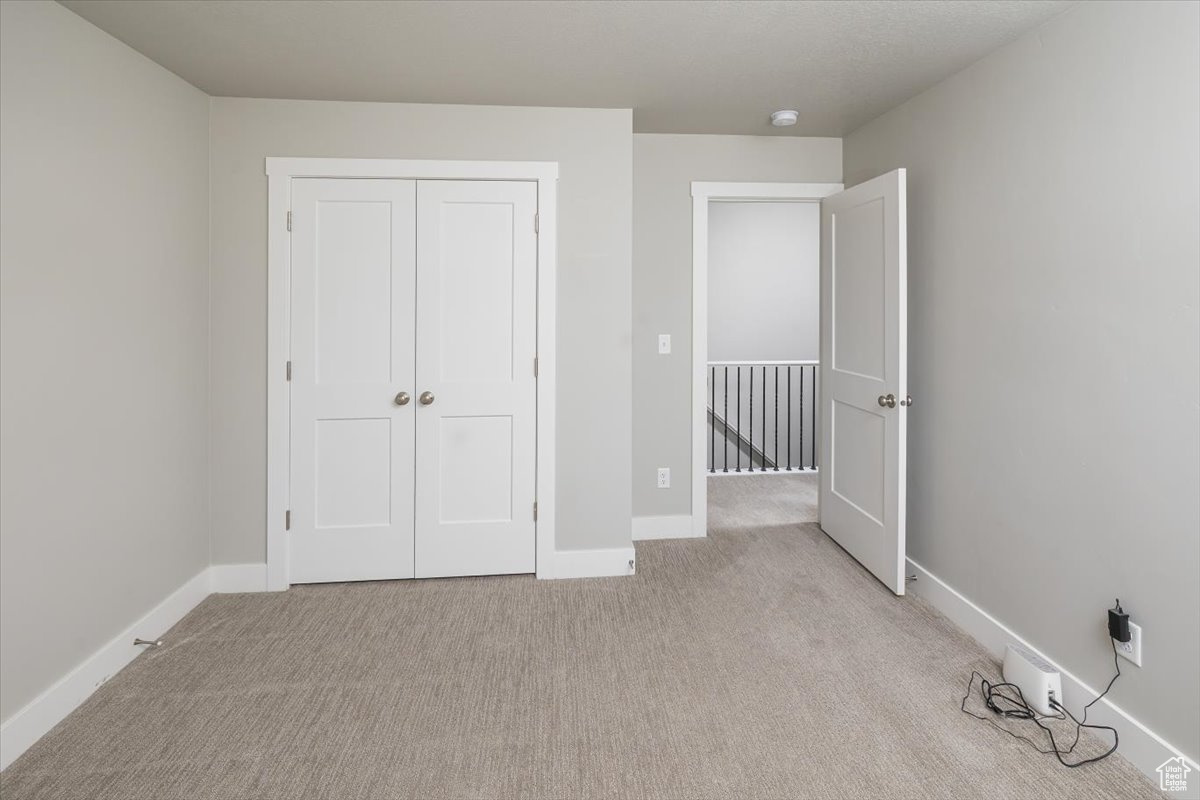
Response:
[907, 556, 1199, 786]
[209, 563, 268, 593]
[0, 568, 212, 770]
[551, 546, 637, 579]
[0, 562, 278, 770]
[632, 515, 702, 541]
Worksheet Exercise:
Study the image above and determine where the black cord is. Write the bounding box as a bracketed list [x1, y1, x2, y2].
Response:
[960, 638, 1121, 768]
[960, 672, 1063, 756]
[1055, 636, 1122, 758]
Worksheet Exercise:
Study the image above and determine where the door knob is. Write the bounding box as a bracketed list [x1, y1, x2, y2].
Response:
[394, 392, 410, 406]
[419, 391, 435, 406]
[877, 394, 897, 408]
[900, 395, 914, 407]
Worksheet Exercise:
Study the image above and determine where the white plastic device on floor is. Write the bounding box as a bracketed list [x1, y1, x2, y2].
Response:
[1002, 642, 1063, 717]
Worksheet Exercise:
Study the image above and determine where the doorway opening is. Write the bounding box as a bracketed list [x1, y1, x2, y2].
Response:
[689, 182, 842, 538]
[706, 199, 822, 528]
[691, 173, 910, 597]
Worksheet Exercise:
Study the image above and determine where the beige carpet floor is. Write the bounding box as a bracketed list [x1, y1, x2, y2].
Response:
[1, 474, 1163, 799]
[708, 472, 819, 530]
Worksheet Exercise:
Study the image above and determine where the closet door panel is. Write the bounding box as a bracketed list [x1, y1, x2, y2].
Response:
[414, 180, 538, 578]
[289, 178, 417, 583]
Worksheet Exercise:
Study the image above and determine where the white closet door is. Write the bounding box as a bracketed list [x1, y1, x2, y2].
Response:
[414, 181, 538, 578]
[289, 179, 417, 583]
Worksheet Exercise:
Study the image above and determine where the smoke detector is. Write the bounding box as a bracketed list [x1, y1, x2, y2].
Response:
[770, 110, 799, 127]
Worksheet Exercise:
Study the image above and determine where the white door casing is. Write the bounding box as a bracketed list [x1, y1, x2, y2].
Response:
[819, 169, 908, 595]
[289, 178, 417, 583]
[414, 180, 539, 577]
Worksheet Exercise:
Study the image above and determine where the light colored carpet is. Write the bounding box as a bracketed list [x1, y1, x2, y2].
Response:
[0, 476, 1162, 799]
[708, 472, 819, 530]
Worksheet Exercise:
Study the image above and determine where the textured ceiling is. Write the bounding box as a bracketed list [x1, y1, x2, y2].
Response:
[58, 0, 1072, 136]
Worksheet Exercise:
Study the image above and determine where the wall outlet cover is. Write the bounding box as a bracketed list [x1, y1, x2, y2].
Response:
[656, 467, 670, 488]
[1114, 621, 1142, 667]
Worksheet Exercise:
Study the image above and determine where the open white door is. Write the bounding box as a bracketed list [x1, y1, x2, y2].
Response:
[819, 169, 908, 595]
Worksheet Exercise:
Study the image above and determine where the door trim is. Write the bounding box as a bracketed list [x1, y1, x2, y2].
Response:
[689, 182, 842, 538]
[265, 158, 559, 589]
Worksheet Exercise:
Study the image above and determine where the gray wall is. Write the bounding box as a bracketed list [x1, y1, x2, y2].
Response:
[633, 134, 840, 517]
[0, 0, 211, 720]
[209, 99, 633, 562]
[709, 201, 819, 363]
[845, 0, 1199, 759]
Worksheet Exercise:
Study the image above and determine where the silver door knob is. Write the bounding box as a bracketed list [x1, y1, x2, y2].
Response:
[877, 394, 897, 408]
[419, 391, 435, 406]
[394, 392, 410, 406]
[900, 395, 914, 407]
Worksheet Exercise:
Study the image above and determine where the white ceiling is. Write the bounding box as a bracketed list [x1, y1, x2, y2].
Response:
[59, 0, 1072, 136]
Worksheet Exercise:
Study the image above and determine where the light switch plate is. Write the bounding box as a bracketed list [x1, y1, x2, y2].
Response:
[658, 334, 671, 355]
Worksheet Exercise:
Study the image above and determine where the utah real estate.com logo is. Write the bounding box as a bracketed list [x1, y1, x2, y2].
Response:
[1157, 756, 1193, 793]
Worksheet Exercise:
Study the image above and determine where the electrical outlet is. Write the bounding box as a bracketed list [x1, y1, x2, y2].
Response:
[656, 467, 670, 489]
[1114, 621, 1142, 667]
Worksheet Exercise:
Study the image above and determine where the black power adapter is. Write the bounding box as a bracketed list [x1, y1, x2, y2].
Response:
[1108, 599, 1130, 643]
